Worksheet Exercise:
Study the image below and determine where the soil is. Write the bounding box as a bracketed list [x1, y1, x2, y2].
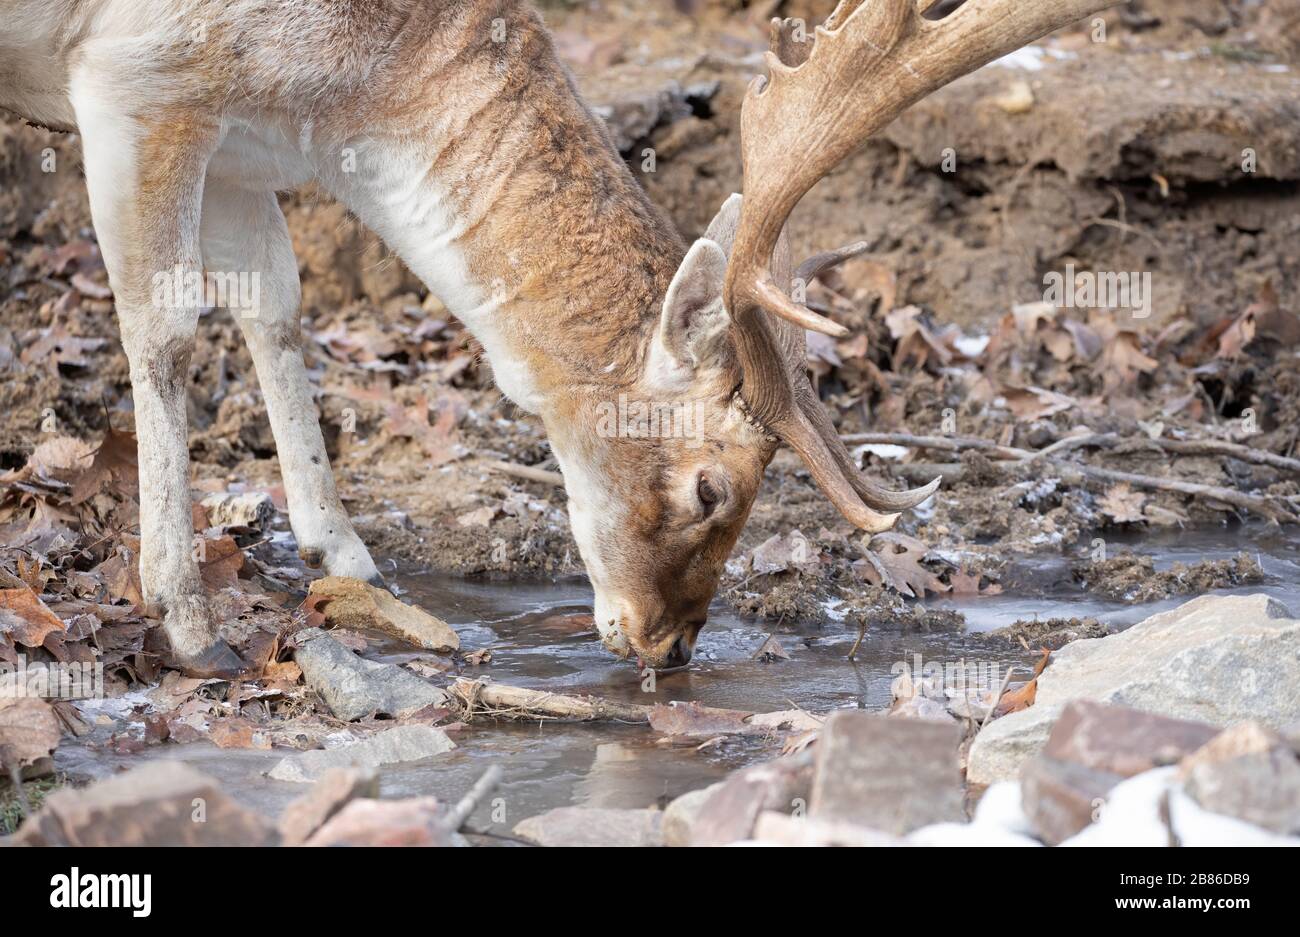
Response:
[2, 0, 1299, 634]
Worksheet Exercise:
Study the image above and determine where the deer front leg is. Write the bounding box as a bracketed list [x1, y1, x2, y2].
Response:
[70, 88, 241, 673]
[199, 180, 383, 585]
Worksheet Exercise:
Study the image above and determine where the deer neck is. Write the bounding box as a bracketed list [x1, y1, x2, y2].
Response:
[319, 6, 685, 414]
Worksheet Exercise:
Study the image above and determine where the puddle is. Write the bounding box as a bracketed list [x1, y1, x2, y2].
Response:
[53, 526, 1300, 832]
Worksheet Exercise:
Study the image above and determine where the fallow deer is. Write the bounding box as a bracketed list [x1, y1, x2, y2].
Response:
[0, 0, 1114, 673]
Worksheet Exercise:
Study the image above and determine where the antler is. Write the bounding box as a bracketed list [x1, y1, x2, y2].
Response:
[725, 0, 1118, 531]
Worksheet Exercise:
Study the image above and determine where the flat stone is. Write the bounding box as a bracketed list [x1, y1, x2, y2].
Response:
[268, 724, 455, 783]
[1021, 755, 1121, 845]
[304, 797, 456, 847]
[810, 711, 964, 835]
[277, 766, 378, 845]
[15, 762, 275, 846]
[662, 783, 722, 847]
[689, 755, 813, 846]
[513, 807, 663, 847]
[294, 627, 450, 721]
[308, 577, 458, 652]
[1180, 723, 1300, 836]
[969, 594, 1300, 784]
[1044, 700, 1219, 777]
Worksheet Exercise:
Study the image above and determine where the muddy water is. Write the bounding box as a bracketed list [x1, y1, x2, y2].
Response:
[54, 527, 1300, 835]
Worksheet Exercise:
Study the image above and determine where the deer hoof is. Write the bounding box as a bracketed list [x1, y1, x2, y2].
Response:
[179, 637, 246, 680]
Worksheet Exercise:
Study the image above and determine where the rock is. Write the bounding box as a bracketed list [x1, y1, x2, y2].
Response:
[1043, 700, 1219, 777]
[308, 577, 458, 652]
[751, 811, 904, 847]
[969, 594, 1300, 784]
[268, 724, 456, 783]
[1059, 768, 1178, 847]
[1180, 723, 1300, 836]
[199, 491, 274, 529]
[1167, 786, 1300, 847]
[1021, 756, 1120, 845]
[1062, 766, 1300, 847]
[277, 767, 379, 845]
[810, 711, 964, 835]
[304, 797, 456, 847]
[294, 627, 450, 721]
[662, 783, 722, 847]
[513, 807, 663, 847]
[690, 755, 813, 846]
[588, 80, 719, 154]
[14, 762, 276, 846]
[1179, 720, 1285, 773]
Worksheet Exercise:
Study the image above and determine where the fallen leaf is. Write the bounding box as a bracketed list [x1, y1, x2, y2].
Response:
[995, 648, 1051, 717]
[206, 717, 271, 750]
[856, 532, 950, 598]
[0, 696, 61, 769]
[69, 425, 138, 504]
[650, 701, 753, 737]
[0, 587, 67, 649]
[1098, 483, 1146, 524]
[198, 536, 245, 590]
[752, 635, 790, 662]
[949, 567, 1003, 596]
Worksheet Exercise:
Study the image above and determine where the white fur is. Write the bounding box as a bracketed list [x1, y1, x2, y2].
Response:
[548, 444, 631, 656]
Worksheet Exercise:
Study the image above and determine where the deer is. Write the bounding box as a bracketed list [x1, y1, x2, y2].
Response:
[0, 0, 1114, 675]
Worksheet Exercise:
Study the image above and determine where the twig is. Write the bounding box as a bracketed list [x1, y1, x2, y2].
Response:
[840, 432, 1031, 460]
[1058, 433, 1300, 475]
[980, 665, 1020, 732]
[1059, 463, 1298, 524]
[451, 677, 653, 723]
[482, 459, 563, 487]
[847, 619, 868, 661]
[444, 765, 503, 833]
[876, 427, 1300, 523]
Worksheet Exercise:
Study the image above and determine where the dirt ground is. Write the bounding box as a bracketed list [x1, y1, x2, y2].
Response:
[3, 0, 1299, 657]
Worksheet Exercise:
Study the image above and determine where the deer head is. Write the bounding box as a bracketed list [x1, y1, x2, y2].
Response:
[545, 0, 1114, 668]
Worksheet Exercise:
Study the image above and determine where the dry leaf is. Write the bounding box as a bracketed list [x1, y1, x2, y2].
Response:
[0, 696, 62, 768]
[857, 532, 949, 598]
[69, 425, 139, 504]
[198, 535, 245, 590]
[0, 587, 67, 649]
[649, 701, 753, 737]
[1098, 483, 1146, 524]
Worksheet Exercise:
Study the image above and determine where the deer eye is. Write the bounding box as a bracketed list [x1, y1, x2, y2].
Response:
[697, 474, 722, 518]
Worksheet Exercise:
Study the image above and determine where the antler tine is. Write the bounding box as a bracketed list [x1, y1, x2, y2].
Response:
[726, 0, 1118, 532]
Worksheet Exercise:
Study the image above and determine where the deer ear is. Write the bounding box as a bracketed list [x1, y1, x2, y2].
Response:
[647, 237, 729, 389]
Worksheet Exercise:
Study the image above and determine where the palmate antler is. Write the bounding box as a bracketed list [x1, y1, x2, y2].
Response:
[725, 0, 1118, 531]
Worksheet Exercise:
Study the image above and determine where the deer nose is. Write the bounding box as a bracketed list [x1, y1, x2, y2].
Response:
[664, 634, 694, 667]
